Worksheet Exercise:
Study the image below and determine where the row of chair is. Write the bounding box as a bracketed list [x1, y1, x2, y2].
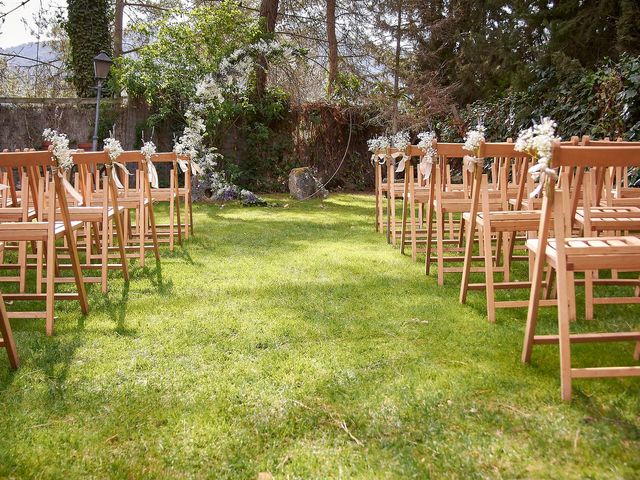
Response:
[374, 137, 640, 400]
[0, 148, 197, 370]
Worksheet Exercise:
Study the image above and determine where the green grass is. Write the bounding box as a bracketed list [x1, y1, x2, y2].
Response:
[1, 194, 639, 479]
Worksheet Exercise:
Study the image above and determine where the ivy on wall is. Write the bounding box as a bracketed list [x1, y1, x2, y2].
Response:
[65, 0, 112, 98]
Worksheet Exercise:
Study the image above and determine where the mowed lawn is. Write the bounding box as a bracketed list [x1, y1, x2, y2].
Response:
[1, 194, 639, 479]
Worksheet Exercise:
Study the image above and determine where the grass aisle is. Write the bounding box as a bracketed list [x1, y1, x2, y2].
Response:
[1, 194, 639, 479]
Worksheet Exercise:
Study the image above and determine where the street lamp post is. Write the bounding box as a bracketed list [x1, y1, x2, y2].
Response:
[92, 51, 113, 151]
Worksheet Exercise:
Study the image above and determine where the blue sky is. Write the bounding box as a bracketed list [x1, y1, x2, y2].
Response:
[0, 0, 65, 48]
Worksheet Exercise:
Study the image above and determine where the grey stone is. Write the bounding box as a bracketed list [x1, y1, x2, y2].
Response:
[288, 167, 328, 200]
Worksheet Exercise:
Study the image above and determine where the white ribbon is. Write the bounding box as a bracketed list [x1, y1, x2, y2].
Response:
[528, 161, 558, 198]
[191, 161, 204, 176]
[463, 155, 484, 173]
[52, 167, 83, 204]
[111, 161, 131, 190]
[394, 152, 410, 173]
[177, 158, 189, 173]
[146, 159, 159, 189]
[0, 183, 7, 191]
[419, 155, 434, 180]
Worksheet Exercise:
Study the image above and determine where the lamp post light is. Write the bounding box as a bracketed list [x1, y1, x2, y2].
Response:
[92, 51, 113, 151]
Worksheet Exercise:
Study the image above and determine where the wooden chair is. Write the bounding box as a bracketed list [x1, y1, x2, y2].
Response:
[147, 153, 183, 251]
[399, 145, 431, 262]
[373, 150, 404, 246]
[458, 141, 537, 321]
[522, 142, 640, 401]
[424, 142, 503, 285]
[0, 291, 19, 369]
[0, 150, 89, 335]
[65, 151, 131, 292]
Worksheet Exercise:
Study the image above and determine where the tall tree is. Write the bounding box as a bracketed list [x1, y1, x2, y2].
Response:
[65, 0, 112, 97]
[256, 0, 280, 98]
[326, 0, 338, 96]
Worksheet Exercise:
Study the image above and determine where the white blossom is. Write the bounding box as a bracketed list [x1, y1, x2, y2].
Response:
[141, 140, 157, 160]
[103, 135, 124, 162]
[367, 135, 391, 153]
[417, 131, 437, 160]
[391, 131, 411, 151]
[43, 129, 74, 171]
[463, 123, 486, 155]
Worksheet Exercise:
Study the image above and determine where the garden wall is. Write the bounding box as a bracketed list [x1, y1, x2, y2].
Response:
[0, 99, 376, 191]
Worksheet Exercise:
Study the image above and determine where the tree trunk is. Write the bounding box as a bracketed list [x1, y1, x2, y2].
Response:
[114, 0, 124, 59]
[256, 0, 280, 98]
[326, 0, 338, 96]
[392, 0, 403, 133]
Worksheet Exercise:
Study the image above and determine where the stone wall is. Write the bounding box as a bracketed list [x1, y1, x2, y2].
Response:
[0, 98, 150, 150]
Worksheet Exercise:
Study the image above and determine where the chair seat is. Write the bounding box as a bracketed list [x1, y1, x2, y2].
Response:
[49, 206, 125, 222]
[0, 221, 82, 241]
[0, 207, 37, 222]
[575, 206, 640, 231]
[466, 210, 542, 232]
[526, 236, 640, 271]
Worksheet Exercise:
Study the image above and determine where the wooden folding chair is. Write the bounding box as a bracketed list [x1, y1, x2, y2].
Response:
[373, 150, 404, 246]
[0, 291, 19, 369]
[522, 142, 640, 400]
[0, 150, 89, 335]
[424, 142, 503, 285]
[399, 145, 430, 262]
[458, 141, 538, 321]
[147, 153, 183, 251]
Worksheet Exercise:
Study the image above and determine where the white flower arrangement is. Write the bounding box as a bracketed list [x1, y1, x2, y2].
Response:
[417, 131, 437, 179]
[103, 134, 124, 163]
[43, 128, 74, 171]
[391, 131, 411, 151]
[514, 117, 561, 196]
[514, 117, 560, 164]
[141, 140, 156, 160]
[367, 135, 390, 153]
[417, 131, 437, 160]
[463, 123, 486, 155]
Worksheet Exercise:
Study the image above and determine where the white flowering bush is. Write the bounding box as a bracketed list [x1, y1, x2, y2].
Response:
[463, 123, 486, 155]
[43, 129, 74, 171]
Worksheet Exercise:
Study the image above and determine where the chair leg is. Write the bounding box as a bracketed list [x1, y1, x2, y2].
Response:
[483, 224, 497, 323]
[459, 215, 477, 305]
[436, 207, 445, 286]
[585, 270, 594, 320]
[0, 299, 19, 369]
[45, 236, 55, 336]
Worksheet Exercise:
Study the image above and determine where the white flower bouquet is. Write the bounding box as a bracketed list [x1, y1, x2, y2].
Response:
[43, 129, 74, 171]
[514, 117, 561, 196]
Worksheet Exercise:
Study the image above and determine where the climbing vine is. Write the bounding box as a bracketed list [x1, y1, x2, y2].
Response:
[64, 0, 112, 97]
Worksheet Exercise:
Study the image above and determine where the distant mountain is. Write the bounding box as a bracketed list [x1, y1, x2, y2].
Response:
[0, 42, 61, 67]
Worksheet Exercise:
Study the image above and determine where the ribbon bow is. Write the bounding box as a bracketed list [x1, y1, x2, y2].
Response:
[52, 167, 84, 204]
[463, 155, 484, 173]
[394, 152, 411, 173]
[177, 158, 190, 174]
[419, 155, 435, 180]
[111, 161, 131, 190]
[144, 158, 159, 189]
[528, 159, 558, 198]
[191, 161, 204, 176]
